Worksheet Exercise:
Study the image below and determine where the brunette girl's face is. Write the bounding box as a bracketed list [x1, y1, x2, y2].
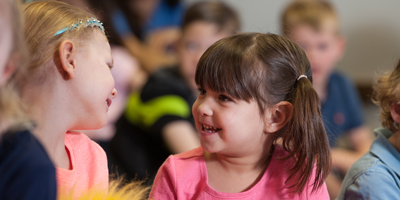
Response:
[72, 30, 117, 130]
[192, 87, 268, 156]
[0, 10, 13, 86]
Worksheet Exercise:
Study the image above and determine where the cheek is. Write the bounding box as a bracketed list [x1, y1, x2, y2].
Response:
[192, 100, 199, 120]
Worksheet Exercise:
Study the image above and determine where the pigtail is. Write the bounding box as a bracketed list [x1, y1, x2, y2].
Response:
[281, 77, 331, 194]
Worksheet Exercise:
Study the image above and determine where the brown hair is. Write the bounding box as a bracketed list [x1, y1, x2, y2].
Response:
[22, 0, 102, 85]
[196, 33, 331, 195]
[0, 0, 31, 134]
[372, 59, 400, 132]
[183, 1, 240, 34]
[281, 0, 339, 36]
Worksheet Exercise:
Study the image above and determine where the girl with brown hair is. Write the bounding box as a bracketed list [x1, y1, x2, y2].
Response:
[150, 33, 331, 199]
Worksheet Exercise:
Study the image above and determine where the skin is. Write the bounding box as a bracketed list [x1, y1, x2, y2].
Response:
[0, 13, 14, 86]
[178, 21, 231, 92]
[192, 87, 292, 193]
[289, 25, 345, 102]
[22, 30, 117, 169]
[162, 22, 232, 154]
[289, 25, 373, 199]
[388, 103, 400, 153]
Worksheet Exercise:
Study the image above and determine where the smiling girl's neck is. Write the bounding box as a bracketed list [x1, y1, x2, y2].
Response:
[204, 141, 274, 193]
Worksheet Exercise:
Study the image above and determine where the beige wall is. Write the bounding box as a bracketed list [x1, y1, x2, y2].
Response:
[186, 0, 400, 85]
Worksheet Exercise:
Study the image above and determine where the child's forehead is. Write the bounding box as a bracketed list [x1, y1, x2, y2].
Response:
[290, 19, 339, 36]
[290, 23, 340, 41]
[182, 21, 230, 39]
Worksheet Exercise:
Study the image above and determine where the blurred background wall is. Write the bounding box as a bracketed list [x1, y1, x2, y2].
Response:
[186, 0, 400, 88]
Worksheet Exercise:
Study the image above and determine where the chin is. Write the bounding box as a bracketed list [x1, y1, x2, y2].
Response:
[86, 117, 108, 130]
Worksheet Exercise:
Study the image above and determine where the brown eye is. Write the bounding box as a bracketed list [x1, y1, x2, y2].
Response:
[197, 88, 206, 95]
[219, 95, 232, 102]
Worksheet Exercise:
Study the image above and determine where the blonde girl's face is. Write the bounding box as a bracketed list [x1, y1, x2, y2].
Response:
[72, 30, 117, 130]
[0, 13, 13, 86]
[192, 88, 268, 156]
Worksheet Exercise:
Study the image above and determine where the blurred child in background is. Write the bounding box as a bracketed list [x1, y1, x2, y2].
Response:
[0, 0, 56, 199]
[337, 58, 400, 199]
[112, 0, 184, 73]
[109, 1, 240, 184]
[281, 1, 374, 198]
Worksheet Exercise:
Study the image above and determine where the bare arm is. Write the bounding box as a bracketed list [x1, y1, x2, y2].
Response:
[162, 120, 200, 154]
[331, 125, 374, 172]
[122, 28, 180, 74]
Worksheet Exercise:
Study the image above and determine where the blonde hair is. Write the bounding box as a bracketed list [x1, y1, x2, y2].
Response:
[281, 0, 339, 36]
[0, 0, 31, 134]
[59, 178, 150, 200]
[372, 59, 400, 132]
[22, 1, 103, 86]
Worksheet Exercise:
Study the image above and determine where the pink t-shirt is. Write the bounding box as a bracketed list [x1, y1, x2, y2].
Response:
[56, 131, 109, 197]
[150, 146, 329, 200]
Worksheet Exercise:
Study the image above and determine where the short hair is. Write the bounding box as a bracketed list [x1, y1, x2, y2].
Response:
[372, 59, 400, 132]
[183, 1, 240, 34]
[281, 0, 339, 36]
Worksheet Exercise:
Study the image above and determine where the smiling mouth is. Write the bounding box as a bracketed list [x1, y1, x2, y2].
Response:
[106, 98, 112, 107]
[202, 124, 221, 133]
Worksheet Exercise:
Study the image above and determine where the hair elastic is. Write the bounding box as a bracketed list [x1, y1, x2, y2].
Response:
[53, 17, 105, 36]
[297, 75, 307, 81]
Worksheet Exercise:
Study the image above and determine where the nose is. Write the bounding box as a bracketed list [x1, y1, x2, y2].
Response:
[111, 88, 117, 99]
[196, 98, 213, 117]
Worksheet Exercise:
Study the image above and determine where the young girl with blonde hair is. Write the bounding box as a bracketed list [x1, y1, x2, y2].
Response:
[150, 33, 331, 199]
[20, 1, 117, 197]
[0, 0, 56, 199]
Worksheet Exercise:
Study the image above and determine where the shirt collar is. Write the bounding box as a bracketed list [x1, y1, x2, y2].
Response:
[370, 127, 400, 176]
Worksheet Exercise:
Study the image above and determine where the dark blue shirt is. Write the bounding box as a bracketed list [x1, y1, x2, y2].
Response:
[112, 0, 184, 37]
[321, 72, 364, 147]
[0, 130, 57, 200]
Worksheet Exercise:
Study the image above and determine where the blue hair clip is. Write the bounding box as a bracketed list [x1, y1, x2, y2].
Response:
[53, 17, 105, 36]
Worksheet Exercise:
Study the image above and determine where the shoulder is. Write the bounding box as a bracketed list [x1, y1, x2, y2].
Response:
[267, 146, 329, 199]
[150, 147, 204, 199]
[164, 147, 204, 172]
[0, 130, 55, 171]
[338, 153, 400, 199]
[65, 131, 106, 161]
[329, 72, 358, 94]
[0, 130, 56, 199]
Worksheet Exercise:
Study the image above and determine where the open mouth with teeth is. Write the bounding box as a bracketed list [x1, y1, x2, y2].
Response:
[202, 124, 222, 133]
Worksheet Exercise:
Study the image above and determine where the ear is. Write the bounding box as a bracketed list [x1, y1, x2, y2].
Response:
[390, 102, 400, 124]
[335, 36, 346, 61]
[55, 40, 76, 80]
[264, 101, 293, 133]
[0, 55, 17, 85]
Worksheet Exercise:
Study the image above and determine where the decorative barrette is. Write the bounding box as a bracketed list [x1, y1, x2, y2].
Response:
[53, 17, 105, 36]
